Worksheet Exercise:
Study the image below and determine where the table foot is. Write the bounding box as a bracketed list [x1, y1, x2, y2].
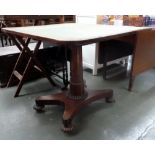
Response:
[33, 104, 45, 112]
[105, 96, 115, 103]
[34, 89, 114, 131]
[62, 118, 74, 132]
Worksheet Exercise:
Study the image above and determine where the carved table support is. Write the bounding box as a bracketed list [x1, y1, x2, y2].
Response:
[34, 45, 114, 132]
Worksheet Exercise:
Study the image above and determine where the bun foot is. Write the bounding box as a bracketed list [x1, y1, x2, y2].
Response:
[105, 96, 115, 103]
[33, 104, 45, 113]
[62, 119, 74, 132]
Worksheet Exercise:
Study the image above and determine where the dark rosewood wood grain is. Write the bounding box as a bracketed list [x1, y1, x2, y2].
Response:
[34, 89, 113, 132]
[132, 30, 155, 75]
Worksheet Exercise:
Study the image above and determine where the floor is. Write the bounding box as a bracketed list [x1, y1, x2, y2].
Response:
[1, 64, 155, 140]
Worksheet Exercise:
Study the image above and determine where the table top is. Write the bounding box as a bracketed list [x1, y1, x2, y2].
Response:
[2, 23, 151, 45]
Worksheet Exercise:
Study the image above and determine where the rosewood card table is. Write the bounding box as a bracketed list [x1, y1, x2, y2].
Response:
[2, 23, 151, 132]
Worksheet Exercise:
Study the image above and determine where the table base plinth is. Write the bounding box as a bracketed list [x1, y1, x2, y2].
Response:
[34, 89, 114, 132]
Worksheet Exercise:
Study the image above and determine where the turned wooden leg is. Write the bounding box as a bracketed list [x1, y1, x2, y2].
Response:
[105, 95, 115, 103]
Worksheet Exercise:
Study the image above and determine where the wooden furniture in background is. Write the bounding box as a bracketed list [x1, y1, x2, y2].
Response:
[98, 40, 133, 79]
[97, 15, 134, 80]
[0, 15, 75, 96]
[97, 15, 148, 90]
[1, 15, 75, 27]
[6, 36, 57, 97]
[0, 43, 43, 88]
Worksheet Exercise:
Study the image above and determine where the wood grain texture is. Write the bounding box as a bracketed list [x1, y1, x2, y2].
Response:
[132, 30, 155, 76]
